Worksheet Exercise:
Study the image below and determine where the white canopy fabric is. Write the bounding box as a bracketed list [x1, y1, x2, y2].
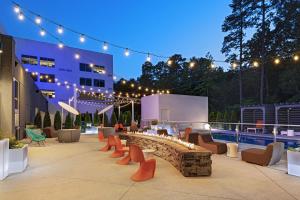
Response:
[98, 105, 113, 115]
[58, 101, 80, 115]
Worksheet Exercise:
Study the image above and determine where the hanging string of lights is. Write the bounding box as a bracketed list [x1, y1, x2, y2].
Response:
[12, 1, 299, 78]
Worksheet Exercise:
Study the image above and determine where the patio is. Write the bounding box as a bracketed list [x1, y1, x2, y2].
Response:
[1, 135, 300, 200]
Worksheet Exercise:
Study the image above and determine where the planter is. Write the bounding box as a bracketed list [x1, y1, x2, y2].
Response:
[8, 144, 28, 174]
[0, 139, 9, 180]
[57, 129, 81, 143]
[287, 150, 300, 177]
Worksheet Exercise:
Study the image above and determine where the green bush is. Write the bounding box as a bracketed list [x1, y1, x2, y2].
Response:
[34, 111, 42, 128]
[118, 112, 124, 124]
[84, 112, 92, 124]
[74, 114, 81, 127]
[65, 112, 73, 129]
[43, 111, 51, 128]
[54, 111, 62, 130]
[9, 137, 24, 149]
[110, 112, 117, 126]
[123, 111, 131, 126]
[93, 110, 100, 126]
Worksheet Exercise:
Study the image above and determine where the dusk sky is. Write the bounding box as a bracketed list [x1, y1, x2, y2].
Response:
[0, 0, 231, 79]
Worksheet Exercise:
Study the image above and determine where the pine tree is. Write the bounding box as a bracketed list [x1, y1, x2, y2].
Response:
[74, 114, 81, 128]
[65, 112, 73, 129]
[104, 113, 109, 127]
[54, 111, 61, 130]
[110, 112, 117, 127]
[93, 110, 100, 126]
[84, 112, 92, 124]
[43, 111, 51, 128]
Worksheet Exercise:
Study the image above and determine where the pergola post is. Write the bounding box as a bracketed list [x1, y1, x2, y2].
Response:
[118, 105, 121, 119]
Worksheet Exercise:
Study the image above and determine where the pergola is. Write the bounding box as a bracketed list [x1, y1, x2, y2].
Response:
[275, 103, 300, 132]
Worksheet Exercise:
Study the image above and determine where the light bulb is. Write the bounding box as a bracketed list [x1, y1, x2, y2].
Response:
[58, 42, 64, 49]
[18, 12, 24, 21]
[211, 63, 216, 68]
[274, 58, 280, 64]
[113, 76, 117, 80]
[89, 63, 94, 67]
[232, 62, 238, 69]
[35, 16, 42, 24]
[293, 55, 299, 61]
[79, 34, 85, 43]
[14, 5, 20, 13]
[103, 42, 108, 50]
[253, 61, 259, 67]
[57, 26, 63, 34]
[146, 54, 151, 62]
[124, 48, 130, 56]
[189, 62, 195, 68]
[167, 59, 172, 66]
[40, 29, 46, 36]
[74, 53, 80, 59]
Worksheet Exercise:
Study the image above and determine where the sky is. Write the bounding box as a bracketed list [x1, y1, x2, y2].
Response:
[0, 0, 231, 79]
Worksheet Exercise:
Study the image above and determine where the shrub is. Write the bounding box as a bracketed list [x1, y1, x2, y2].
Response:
[84, 112, 92, 124]
[110, 112, 117, 126]
[43, 111, 51, 128]
[151, 120, 158, 125]
[65, 112, 73, 129]
[54, 111, 62, 130]
[74, 114, 81, 128]
[93, 110, 100, 126]
[34, 111, 42, 128]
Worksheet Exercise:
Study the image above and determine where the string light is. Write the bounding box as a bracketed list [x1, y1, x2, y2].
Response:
[89, 63, 94, 68]
[253, 61, 259, 67]
[167, 59, 172, 66]
[18, 12, 24, 20]
[231, 62, 238, 69]
[79, 34, 85, 43]
[293, 55, 299, 61]
[39, 29, 46, 36]
[274, 58, 280, 65]
[125, 48, 130, 56]
[14, 5, 20, 13]
[58, 42, 64, 49]
[130, 83, 135, 88]
[113, 76, 117, 80]
[57, 25, 63, 34]
[189, 61, 195, 68]
[103, 42, 108, 50]
[210, 63, 216, 68]
[35, 16, 42, 24]
[146, 54, 151, 62]
[74, 53, 80, 59]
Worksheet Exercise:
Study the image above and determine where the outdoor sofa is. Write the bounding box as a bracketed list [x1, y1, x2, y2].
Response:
[189, 133, 227, 154]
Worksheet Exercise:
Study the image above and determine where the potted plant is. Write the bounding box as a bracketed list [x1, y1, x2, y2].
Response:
[287, 147, 300, 177]
[57, 112, 80, 143]
[54, 111, 62, 130]
[8, 137, 28, 174]
[74, 114, 81, 129]
[151, 120, 158, 130]
[0, 131, 9, 180]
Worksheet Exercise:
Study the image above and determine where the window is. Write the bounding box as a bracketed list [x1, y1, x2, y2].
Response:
[40, 73, 55, 83]
[13, 79, 19, 110]
[79, 63, 92, 72]
[94, 79, 105, 87]
[21, 55, 38, 65]
[41, 90, 55, 99]
[40, 57, 55, 68]
[93, 65, 105, 73]
[80, 77, 92, 86]
[30, 72, 38, 81]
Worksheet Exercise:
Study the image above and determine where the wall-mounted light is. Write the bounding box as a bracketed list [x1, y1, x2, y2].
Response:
[0, 42, 3, 54]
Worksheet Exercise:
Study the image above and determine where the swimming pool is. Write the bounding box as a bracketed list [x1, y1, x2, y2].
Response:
[211, 132, 300, 149]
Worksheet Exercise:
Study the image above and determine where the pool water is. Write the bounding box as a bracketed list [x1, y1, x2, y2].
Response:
[211, 132, 300, 149]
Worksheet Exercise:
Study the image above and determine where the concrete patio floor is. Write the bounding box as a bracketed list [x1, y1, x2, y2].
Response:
[1, 135, 300, 200]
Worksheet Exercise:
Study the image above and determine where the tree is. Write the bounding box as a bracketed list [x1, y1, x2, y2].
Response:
[43, 111, 51, 128]
[110, 112, 117, 126]
[34, 111, 42, 128]
[74, 114, 81, 128]
[54, 111, 61, 130]
[222, 0, 257, 104]
[65, 112, 73, 129]
[93, 110, 100, 126]
[84, 112, 92, 124]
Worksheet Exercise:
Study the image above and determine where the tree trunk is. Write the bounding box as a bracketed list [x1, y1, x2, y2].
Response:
[260, 0, 266, 104]
[239, 1, 244, 105]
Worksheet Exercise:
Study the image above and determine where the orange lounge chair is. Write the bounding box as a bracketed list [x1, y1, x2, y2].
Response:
[100, 135, 116, 151]
[111, 136, 129, 158]
[129, 144, 156, 182]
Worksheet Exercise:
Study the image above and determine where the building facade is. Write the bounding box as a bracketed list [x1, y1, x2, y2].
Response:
[0, 34, 48, 139]
[14, 38, 114, 114]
